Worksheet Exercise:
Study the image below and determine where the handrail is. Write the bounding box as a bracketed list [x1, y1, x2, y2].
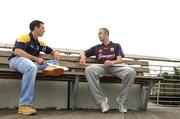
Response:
[1, 43, 180, 62]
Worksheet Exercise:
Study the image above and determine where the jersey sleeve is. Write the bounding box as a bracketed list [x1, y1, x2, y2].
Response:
[116, 44, 125, 57]
[84, 46, 96, 57]
[14, 34, 31, 50]
[38, 40, 53, 54]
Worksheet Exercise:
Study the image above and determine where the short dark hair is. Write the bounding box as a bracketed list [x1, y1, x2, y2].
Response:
[99, 28, 109, 36]
[29, 20, 44, 31]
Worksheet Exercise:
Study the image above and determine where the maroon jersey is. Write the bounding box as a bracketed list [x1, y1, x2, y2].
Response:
[85, 41, 124, 64]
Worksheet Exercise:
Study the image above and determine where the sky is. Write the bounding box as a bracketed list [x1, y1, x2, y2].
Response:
[0, 0, 180, 58]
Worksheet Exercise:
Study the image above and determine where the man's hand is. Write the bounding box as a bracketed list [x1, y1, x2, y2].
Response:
[104, 60, 115, 67]
[53, 51, 61, 60]
[35, 57, 46, 64]
[79, 57, 86, 65]
[79, 51, 87, 65]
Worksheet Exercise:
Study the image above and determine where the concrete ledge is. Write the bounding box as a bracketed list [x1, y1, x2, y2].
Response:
[76, 82, 144, 110]
[0, 79, 144, 110]
[0, 79, 68, 109]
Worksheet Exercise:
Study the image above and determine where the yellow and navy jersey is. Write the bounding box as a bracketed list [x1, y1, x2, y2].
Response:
[9, 32, 53, 60]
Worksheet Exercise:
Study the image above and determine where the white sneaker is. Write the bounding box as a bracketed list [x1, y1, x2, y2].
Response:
[116, 97, 127, 113]
[100, 97, 110, 113]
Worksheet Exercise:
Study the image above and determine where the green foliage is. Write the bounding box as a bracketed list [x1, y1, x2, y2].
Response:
[161, 72, 173, 79]
[173, 67, 180, 79]
[161, 66, 180, 80]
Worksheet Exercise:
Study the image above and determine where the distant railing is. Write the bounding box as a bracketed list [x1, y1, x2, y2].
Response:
[138, 59, 180, 106]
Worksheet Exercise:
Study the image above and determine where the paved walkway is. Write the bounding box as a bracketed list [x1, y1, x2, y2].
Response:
[0, 107, 180, 119]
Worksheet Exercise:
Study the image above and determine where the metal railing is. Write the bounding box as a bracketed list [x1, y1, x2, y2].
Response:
[147, 62, 180, 106]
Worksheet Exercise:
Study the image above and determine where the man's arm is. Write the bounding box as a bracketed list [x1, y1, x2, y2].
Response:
[14, 48, 45, 64]
[104, 56, 123, 67]
[113, 56, 123, 64]
[38, 40, 60, 60]
[79, 51, 87, 65]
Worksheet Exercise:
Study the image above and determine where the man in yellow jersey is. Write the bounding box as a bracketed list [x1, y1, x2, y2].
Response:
[9, 20, 61, 115]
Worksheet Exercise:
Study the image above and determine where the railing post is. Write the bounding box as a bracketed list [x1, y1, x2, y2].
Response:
[156, 66, 162, 104]
[157, 81, 161, 104]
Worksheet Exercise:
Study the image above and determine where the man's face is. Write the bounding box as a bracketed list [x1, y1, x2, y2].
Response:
[98, 29, 107, 42]
[35, 23, 45, 37]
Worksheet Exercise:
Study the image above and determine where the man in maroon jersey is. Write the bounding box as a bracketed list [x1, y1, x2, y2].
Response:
[79, 28, 136, 113]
